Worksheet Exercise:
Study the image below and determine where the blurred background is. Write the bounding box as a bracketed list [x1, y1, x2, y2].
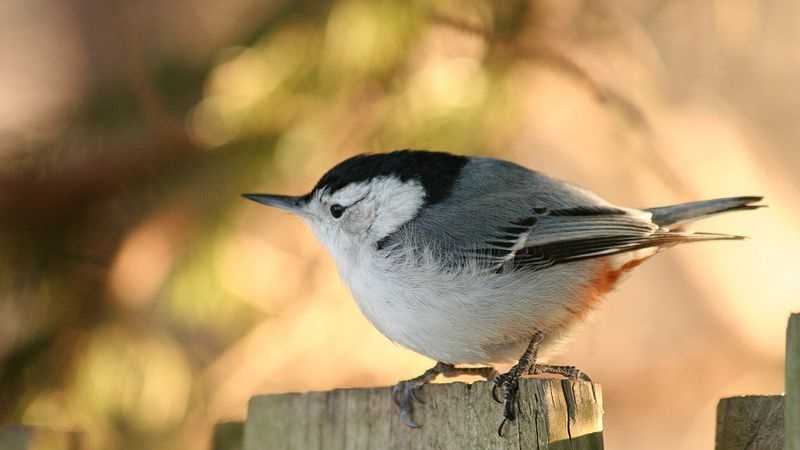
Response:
[0, 0, 797, 449]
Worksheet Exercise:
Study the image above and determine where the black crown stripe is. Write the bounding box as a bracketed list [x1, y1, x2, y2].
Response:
[313, 149, 468, 206]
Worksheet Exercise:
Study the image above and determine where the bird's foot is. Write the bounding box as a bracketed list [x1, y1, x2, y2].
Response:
[530, 364, 592, 382]
[393, 362, 497, 428]
[491, 331, 544, 436]
[491, 363, 590, 434]
[491, 369, 523, 436]
[392, 377, 427, 428]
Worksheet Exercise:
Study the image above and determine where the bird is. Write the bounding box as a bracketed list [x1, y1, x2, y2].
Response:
[242, 149, 763, 434]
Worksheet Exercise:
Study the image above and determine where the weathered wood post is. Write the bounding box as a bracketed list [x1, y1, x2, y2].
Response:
[716, 395, 784, 450]
[242, 378, 602, 450]
[787, 313, 799, 450]
[715, 313, 799, 450]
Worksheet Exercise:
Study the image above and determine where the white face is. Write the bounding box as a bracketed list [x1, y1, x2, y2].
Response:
[301, 176, 426, 257]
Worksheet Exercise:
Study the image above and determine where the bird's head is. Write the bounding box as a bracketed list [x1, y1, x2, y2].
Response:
[243, 150, 467, 257]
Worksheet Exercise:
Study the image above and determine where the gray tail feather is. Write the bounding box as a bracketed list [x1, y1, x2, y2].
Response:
[666, 231, 749, 243]
[646, 196, 765, 228]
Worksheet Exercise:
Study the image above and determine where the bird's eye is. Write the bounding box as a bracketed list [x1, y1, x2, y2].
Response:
[330, 204, 345, 219]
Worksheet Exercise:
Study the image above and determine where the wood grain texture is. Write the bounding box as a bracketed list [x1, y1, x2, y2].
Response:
[787, 313, 799, 450]
[716, 396, 784, 450]
[243, 378, 602, 450]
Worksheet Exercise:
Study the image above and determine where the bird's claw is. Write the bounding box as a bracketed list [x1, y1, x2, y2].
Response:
[491, 382, 503, 404]
[531, 364, 593, 382]
[491, 371, 521, 436]
[574, 370, 591, 382]
[392, 362, 497, 428]
[499, 379, 521, 436]
[398, 407, 419, 429]
[575, 369, 592, 382]
[392, 380, 424, 428]
[491, 372, 511, 403]
[496, 363, 592, 436]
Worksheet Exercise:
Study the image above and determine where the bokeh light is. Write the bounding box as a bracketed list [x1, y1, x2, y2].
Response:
[1, 1, 798, 449]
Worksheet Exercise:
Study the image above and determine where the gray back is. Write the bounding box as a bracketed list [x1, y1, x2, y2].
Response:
[398, 157, 612, 251]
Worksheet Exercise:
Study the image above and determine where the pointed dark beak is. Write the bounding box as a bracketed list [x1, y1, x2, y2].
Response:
[242, 193, 307, 215]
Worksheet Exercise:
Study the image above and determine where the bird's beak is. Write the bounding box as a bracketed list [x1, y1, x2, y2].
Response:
[242, 193, 308, 217]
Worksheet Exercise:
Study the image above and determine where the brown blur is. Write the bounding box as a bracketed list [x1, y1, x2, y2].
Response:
[0, 1, 797, 449]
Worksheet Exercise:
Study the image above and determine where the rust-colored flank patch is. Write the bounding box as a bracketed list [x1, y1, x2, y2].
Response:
[570, 256, 652, 320]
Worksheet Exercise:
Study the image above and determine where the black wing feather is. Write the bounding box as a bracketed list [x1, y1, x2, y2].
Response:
[470, 207, 667, 273]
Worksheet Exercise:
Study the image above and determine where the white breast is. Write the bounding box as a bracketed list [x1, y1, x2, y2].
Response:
[338, 245, 603, 365]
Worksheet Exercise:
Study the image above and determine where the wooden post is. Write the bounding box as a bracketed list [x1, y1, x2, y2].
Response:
[787, 313, 799, 450]
[242, 378, 602, 450]
[716, 395, 784, 450]
[715, 313, 800, 450]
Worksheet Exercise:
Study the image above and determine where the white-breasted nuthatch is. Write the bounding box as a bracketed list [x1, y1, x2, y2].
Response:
[243, 149, 763, 433]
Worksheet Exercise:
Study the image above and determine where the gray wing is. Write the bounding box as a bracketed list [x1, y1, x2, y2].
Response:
[466, 206, 687, 273]
[386, 157, 695, 272]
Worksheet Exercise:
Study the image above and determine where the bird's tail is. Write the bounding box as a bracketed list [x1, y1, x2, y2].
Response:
[646, 196, 765, 228]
